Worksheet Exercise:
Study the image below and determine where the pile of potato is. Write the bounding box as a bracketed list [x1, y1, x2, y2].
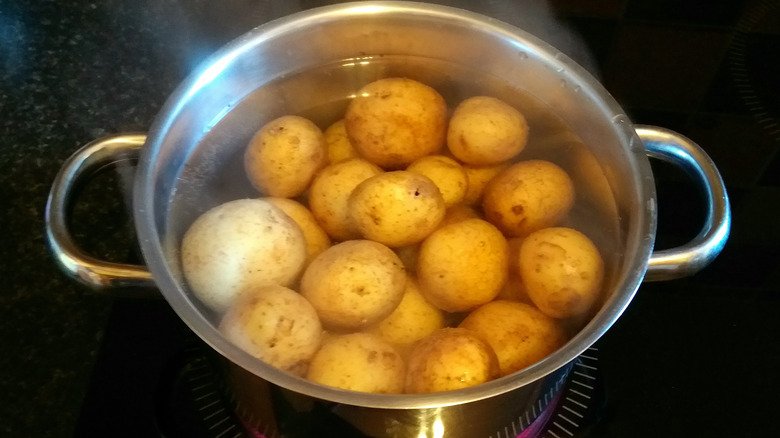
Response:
[181, 77, 605, 394]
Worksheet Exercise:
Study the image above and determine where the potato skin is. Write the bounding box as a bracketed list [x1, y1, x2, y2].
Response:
[324, 119, 358, 164]
[518, 227, 604, 319]
[308, 158, 383, 241]
[345, 78, 447, 168]
[371, 276, 445, 350]
[417, 219, 508, 312]
[482, 160, 575, 237]
[447, 96, 528, 166]
[265, 197, 331, 266]
[406, 155, 469, 207]
[181, 199, 307, 313]
[459, 300, 567, 376]
[300, 240, 406, 331]
[461, 162, 510, 206]
[219, 285, 322, 376]
[348, 171, 446, 247]
[405, 328, 499, 393]
[244, 115, 327, 197]
[306, 333, 405, 393]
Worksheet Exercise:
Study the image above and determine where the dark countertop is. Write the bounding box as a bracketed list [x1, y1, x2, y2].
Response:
[1, 1, 779, 437]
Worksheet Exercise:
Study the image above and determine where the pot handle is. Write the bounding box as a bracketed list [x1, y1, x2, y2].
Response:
[636, 125, 731, 282]
[45, 134, 157, 292]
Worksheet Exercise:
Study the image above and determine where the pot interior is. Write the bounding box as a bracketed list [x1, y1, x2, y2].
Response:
[135, 1, 655, 408]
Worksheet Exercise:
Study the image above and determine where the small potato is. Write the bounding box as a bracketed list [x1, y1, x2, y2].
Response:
[518, 227, 604, 319]
[348, 171, 446, 247]
[438, 204, 481, 228]
[181, 199, 307, 313]
[482, 160, 575, 237]
[324, 119, 358, 164]
[371, 277, 445, 350]
[219, 285, 322, 376]
[461, 162, 510, 206]
[306, 333, 405, 394]
[265, 197, 331, 265]
[245, 115, 327, 197]
[495, 237, 532, 304]
[308, 158, 383, 241]
[345, 78, 447, 168]
[417, 219, 508, 312]
[407, 155, 469, 207]
[447, 96, 529, 166]
[300, 240, 406, 331]
[459, 300, 567, 376]
[405, 328, 499, 393]
[394, 244, 420, 273]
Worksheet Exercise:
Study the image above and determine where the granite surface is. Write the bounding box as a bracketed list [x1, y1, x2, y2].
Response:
[1, 1, 779, 437]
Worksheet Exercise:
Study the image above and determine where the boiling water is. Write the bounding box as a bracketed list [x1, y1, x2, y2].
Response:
[168, 56, 623, 330]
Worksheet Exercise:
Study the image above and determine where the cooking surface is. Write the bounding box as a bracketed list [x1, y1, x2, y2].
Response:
[2, 0, 779, 437]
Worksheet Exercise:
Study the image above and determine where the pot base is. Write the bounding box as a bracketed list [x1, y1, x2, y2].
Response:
[157, 338, 603, 438]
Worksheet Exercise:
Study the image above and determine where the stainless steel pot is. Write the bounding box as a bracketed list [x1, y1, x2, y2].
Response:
[45, 2, 730, 437]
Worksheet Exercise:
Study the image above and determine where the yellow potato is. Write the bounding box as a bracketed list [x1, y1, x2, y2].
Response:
[244, 115, 327, 197]
[371, 277, 445, 350]
[348, 171, 446, 247]
[482, 160, 575, 237]
[406, 155, 469, 207]
[219, 285, 322, 376]
[181, 199, 307, 313]
[459, 300, 567, 376]
[495, 237, 532, 304]
[518, 227, 604, 319]
[461, 162, 510, 206]
[438, 204, 481, 228]
[265, 197, 331, 266]
[345, 78, 447, 168]
[324, 118, 358, 164]
[405, 328, 499, 393]
[300, 240, 406, 331]
[306, 333, 405, 394]
[308, 158, 383, 241]
[394, 244, 420, 273]
[417, 219, 508, 312]
[447, 96, 529, 166]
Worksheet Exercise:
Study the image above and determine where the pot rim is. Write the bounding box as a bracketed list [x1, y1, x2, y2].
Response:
[135, 1, 655, 409]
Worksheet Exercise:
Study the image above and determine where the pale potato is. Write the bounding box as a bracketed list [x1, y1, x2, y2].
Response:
[181, 199, 307, 313]
[405, 328, 499, 393]
[371, 276, 445, 350]
[265, 197, 331, 265]
[219, 285, 322, 376]
[518, 227, 604, 319]
[345, 78, 447, 168]
[324, 118, 358, 164]
[306, 333, 405, 394]
[300, 240, 406, 331]
[447, 96, 529, 166]
[406, 155, 469, 207]
[308, 158, 383, 241]
[482, 160, 575, 237]
[417, 219, 508, 312]
[244, 115, 327, 197]
[461, 162, 510, 206]
[348, 171, 446, 247]
[459, 300, 567, 376]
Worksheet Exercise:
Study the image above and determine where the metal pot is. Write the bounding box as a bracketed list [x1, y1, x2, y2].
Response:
[45, 2, 730, 437]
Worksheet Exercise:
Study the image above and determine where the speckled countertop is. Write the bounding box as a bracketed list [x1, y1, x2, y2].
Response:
[2, 1, 779, 437]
